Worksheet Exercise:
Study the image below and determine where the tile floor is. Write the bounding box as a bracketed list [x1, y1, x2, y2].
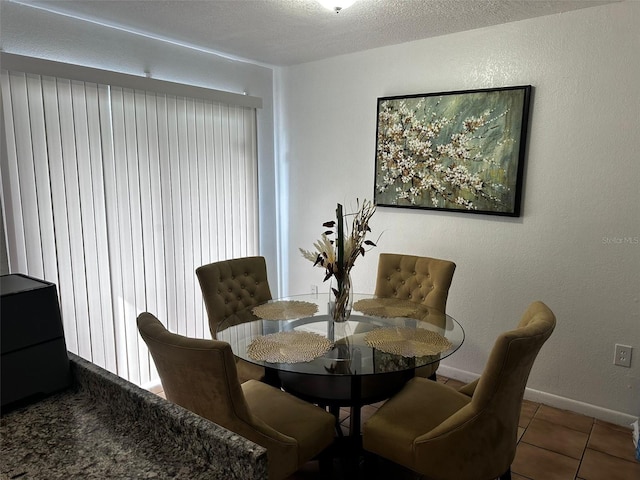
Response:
[152, 375, 639, 479]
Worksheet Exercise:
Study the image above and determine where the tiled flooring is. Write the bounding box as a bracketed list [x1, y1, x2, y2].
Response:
[152, 375, 640, 479]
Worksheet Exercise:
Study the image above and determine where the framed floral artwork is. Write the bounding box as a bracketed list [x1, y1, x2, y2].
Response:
[374, 85, 531, 216]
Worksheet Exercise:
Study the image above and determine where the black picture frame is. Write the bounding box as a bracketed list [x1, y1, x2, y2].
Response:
[374, 85, 531, 217]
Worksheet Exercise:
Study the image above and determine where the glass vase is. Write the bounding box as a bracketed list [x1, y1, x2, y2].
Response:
[329, 273, 353, 323]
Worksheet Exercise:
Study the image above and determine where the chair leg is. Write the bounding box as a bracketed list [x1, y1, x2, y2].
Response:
[329, 405, 343, 437]
[428, 372, 437, 381]
[263, 368, 281, 387]
[318, 448, 333, 479]
[362, 450, 379, 478]
[498, 467, 512, 480]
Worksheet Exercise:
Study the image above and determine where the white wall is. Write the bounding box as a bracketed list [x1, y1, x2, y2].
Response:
[0, 1, 280, 284]
[278, 1, 640, 424]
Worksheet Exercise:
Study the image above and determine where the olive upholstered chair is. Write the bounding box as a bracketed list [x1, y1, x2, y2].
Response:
[374, 253, 456, 379]
[196, 256, 272, 383]
[137, 313, 335, 480]
[362, 301, 556, 480]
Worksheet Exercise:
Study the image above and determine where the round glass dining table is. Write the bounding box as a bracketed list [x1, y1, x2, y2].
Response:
[217, 293, 464, 436]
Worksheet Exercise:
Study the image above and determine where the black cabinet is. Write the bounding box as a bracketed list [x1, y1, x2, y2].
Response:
[1, 274, 71, 411]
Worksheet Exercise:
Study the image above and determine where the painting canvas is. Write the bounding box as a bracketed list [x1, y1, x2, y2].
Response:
[374, 85, 531, 216]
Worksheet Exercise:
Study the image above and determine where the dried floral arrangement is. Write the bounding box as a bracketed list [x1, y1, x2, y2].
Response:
[300, 199, 377, 320]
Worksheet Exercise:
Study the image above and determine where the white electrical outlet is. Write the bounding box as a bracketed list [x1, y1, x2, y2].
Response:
[310, 284, 318, 296]
[614, 344, 632, 367]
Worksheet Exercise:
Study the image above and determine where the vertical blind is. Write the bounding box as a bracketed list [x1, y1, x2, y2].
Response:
[0, 70, 259, 387]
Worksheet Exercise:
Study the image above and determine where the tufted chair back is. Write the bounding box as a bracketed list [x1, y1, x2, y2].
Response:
[374, 253, 456, 312]
[374, 253, 456, 379]
[196, 256, 273, 339]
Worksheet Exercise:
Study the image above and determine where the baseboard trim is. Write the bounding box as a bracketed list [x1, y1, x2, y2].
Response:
[437, 365, 479, 385]
[437, 365, 637, 428]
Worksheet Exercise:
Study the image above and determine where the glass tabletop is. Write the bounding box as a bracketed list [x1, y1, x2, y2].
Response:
[217, 293, 465, 377]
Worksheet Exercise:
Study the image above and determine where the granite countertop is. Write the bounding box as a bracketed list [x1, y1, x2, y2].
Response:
[1, 354, 268, 479]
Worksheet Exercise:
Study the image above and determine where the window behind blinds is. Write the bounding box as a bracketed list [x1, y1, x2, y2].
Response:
[0, 69, 259, 387]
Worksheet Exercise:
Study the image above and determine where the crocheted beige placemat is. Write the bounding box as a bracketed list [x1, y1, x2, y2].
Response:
[353, 298, 419, 318]
[252, 300, 319, 320]
[247, 331, 333, 363]
[364, 327, 452, 357]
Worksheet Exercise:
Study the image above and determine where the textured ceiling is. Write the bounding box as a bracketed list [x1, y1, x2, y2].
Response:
[9, 0, 617, 66]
